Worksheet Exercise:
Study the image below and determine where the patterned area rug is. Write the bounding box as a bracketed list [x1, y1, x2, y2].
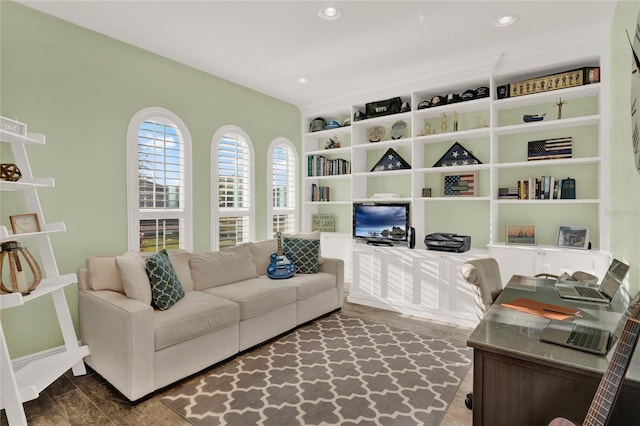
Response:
[162, 313, 471, 426]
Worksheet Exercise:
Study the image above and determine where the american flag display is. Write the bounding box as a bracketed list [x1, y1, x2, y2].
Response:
[370, 148, 411, 172]
[433, 142, 482, 167]
[527, 137, 572, 161]
[443, 172, 477, 196]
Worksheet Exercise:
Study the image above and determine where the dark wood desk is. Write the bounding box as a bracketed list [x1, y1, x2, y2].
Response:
[467, 276, 639, 426]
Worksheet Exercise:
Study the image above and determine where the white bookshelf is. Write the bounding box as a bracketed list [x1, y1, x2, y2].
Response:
[0, 122, 89, 425]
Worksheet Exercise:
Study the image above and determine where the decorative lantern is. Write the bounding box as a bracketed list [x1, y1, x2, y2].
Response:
[0, 241, 42, 295]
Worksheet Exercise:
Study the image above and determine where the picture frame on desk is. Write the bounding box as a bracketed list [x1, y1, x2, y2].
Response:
[506, 223, 536, 245]
[556, 225, 590, 250]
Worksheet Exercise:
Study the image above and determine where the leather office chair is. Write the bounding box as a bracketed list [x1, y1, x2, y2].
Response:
[460, 257, 504, 410]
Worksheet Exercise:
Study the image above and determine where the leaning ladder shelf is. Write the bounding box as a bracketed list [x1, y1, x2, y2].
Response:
[0, 122, 89, 426]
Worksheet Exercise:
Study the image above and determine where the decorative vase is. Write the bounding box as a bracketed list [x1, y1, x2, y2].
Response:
[0, 241, 42, 295]
[0, 163, 22, 181]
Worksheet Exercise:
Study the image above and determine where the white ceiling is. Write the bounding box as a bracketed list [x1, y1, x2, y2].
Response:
[18, 1, 618, 110]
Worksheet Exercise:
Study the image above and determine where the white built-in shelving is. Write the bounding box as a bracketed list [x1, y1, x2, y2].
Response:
[301, 49, 613, 325]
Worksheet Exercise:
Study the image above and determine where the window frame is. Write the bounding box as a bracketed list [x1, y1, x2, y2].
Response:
[267, 137, 298, 237]
[211, 125, 255, 251]
[126, 107, 193, 252]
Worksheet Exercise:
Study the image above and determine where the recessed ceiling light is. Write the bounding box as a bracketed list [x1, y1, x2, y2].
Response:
[319, 6, 340, 21]
[297, 77, 309, 85]
[495, 14, 518, 27]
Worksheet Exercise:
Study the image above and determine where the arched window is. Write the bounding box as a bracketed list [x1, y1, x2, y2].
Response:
[212, 125, 255, 250]
[127, 107, 192, 251]
[267, 138, 297, 236]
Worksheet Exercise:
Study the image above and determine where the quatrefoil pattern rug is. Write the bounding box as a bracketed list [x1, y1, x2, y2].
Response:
[162, 313, 471, 426]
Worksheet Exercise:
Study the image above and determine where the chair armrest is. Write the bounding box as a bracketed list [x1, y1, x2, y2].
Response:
[319, 257, 344, 307]
[78, 289, 155, 401]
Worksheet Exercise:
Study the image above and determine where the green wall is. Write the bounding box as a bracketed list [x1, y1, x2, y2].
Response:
[610, 0, 640, 298]
[0, 2, 300, 358]
[1, 1, 639, 360]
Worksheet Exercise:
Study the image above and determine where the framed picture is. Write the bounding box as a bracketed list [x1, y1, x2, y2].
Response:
[10, 213, 41, 234]
[556, 225, 590, 250]
[442, 171, 477, 197]
[312, 214, 335, 232]
[506, 223, 536, 245]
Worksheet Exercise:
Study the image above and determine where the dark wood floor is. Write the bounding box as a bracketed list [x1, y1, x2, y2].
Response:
[1, 300, 474, 425]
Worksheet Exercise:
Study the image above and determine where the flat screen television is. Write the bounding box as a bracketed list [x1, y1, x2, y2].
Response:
[352, 202, 410, 246]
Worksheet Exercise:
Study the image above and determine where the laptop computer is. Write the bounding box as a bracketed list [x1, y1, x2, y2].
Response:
[539, 291, 640, 355]
[555, 258, 629, 303]
[539, 320, 611, 355]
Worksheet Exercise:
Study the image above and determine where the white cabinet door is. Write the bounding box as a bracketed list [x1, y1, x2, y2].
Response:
[351, 246, 412, 302]
[351, 248, 382, 298]
[320, 232, 353, 286]
[489, 246, 541, 285]
[350, 246, 485, 327]
[542, 250, 611, 277]
[489, 245, 611, 283]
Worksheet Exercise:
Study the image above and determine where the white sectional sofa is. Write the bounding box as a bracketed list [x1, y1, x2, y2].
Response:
[77, 237, 344, 401]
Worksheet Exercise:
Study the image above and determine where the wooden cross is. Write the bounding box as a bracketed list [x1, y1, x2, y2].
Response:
[555, 97, 567, 119]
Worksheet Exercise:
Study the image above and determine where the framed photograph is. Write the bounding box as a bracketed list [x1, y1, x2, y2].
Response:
[506, 223, 536, 245]
[442, 171, 477, 197]
[10, 213, 41, 234]
[556, 225, 590, 250]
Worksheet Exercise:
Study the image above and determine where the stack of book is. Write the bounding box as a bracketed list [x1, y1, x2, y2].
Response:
[311, 183, 330, 202]
[307, 155, 351, 177]
[499, 177, 575, 200]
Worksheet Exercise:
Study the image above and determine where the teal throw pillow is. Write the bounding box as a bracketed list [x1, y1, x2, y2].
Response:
[146, 249, 185, 310]
[283, 237, 320, 274]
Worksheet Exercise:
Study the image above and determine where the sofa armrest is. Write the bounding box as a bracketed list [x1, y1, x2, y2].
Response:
[78, 289, 155, 401]
[319, 257, 344, 307]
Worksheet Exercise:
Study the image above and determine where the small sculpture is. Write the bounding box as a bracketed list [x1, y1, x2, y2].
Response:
[325, 137, 341, 149]
[523, 114, 546, 122]
[441, 113, 448, 133]
[0, 163, 22, 181]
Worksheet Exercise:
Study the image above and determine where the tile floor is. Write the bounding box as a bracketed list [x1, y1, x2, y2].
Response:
[1, 300, 474, 425]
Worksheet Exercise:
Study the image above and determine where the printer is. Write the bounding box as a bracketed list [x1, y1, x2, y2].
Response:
[424, 233, 471, 253]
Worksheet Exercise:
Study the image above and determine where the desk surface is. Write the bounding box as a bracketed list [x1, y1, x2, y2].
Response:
[467, 275, 639, 382]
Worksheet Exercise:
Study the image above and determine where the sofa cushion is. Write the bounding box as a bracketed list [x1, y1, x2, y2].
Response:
[140, 249, 193, 292]
[289, 273, 336, 300]
[284, 231, 324, 264]
[190, 244, 258, 290]
[203, 278, 296, 321]
[166, 249, 193, 292]
[86, 255, 124, 293]
[115, 252, 152, 305]
[154, 292, 239, 351]
[283, 236, 320, 274]
[248, 239, 277, 276]
[146, 250, 185, 310]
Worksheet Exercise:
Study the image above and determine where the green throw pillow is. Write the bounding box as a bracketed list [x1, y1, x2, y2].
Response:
[146, 249, 185, 310]
[283, 237, 320, 274]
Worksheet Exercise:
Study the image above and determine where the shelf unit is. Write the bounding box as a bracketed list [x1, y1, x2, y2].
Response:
[301, 56, 609, 255]
[299, 54, 614, 325]
[0, 122, 89, 425]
